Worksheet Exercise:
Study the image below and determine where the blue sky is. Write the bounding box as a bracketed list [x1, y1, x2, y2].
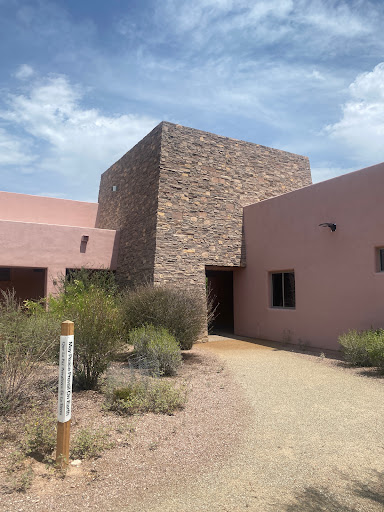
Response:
[0, 0, 383, 202]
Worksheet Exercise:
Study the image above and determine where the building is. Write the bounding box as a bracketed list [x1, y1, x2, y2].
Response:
[97, 122, 311, 331]
[235, 161, 384, 350]
[0, 192, 118, 300]
[1, 121, 383, 350]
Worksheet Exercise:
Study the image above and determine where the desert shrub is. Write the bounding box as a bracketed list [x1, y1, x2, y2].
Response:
[121, 284, 213, 350]
[49, 278, 124, 390]
[21, 410, 56, 461]
[107, 377, 186, 415]
[0, 290, 59, 413]
[130, 325, 182, 376]
[71, 427, 112, 459]
[338, 330, 372, 366]
[338, 328, 384, 368]
[6, 453, 34, 493]
[60, 268, 118, 296]
[366, 329, 384, 370]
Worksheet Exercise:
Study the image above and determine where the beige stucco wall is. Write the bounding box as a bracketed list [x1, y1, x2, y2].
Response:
[234, 162, 384, 350]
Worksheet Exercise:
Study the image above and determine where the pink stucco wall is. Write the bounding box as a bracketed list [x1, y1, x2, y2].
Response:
[234, 162, 384, 351]
[0, 220, 119, 297]
[0, 192, 98, 227]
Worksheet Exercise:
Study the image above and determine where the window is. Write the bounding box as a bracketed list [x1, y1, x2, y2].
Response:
[271, 271, 295, 308]
[379, 249, 384, 272]
[0, 268, 11, 281]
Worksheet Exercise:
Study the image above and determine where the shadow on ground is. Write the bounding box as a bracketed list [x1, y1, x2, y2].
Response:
[210, 331, 342, 360]
[181, 351, 206, 366]
[210, 333, 384, 380]
[335, 361, 384, 380]
[284, 471, 384, 511]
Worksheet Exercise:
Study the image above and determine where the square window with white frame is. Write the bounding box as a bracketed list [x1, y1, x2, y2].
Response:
[271, 271, 295, 308]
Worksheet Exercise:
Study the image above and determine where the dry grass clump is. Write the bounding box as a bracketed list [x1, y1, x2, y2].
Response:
[106, 376, 186, 415]
[71, 427, 113, 459]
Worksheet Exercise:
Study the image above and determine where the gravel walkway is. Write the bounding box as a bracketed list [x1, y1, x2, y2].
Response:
[2, 336, 383, 511]
[148, 335, 384, 512]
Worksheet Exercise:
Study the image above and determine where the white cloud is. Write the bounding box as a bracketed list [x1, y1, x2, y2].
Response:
[0, 74, 159, 183]
[0, 128, 36, 165]
[325, 63, 384, 165]
[297, 0, 369, 37]
[309, 70, 325, 81]
[14, 64, 35, 80]
[158, 0, 372, 45]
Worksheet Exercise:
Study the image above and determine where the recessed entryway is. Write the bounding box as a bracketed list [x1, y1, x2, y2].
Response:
[205, 267, 234, 333]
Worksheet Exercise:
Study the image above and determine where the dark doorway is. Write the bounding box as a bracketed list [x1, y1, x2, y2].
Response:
[206, 268, 234, 333]
[0, 267, 46, 302]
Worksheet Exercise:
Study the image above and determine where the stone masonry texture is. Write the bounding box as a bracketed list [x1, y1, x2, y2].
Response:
[97, 123, 162, 286]
[97, 121, 312, 293]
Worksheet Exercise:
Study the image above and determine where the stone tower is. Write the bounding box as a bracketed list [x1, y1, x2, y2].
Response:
[96, 122, 312, 304]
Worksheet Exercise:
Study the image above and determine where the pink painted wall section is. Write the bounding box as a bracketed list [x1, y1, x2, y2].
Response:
[234, 162, 384, 351]
[0, 220, 119, 297]
[0, 192, 98, 227]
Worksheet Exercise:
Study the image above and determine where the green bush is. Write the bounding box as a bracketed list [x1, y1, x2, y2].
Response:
[130, 325, 182, 376]
[366, 329, 384, 370]
[107, 377, 186, 415]
[338, 329, 372, 366]
[338, 328, 384, 369]
[0, 290, 59, 413]
[49, 279, 124, 390]
[71, 427, 112, 459]
[60, 268, 118, 296]
[121, 285, 212, 350]
[22, 410, 56, 461]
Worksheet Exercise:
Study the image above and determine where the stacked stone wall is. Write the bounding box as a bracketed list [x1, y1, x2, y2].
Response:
[97, 121, 312, 293]
[96, 124, 162, 286]
[153, 122, 312, 291]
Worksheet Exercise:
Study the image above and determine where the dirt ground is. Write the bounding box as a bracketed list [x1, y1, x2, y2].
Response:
[1, 335, 384, 511]
[0, 344, 250, 511]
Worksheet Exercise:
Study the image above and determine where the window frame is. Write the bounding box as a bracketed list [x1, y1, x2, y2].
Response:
[378, 248, 384, 272]
[0, 267, 11, 281]
[270, 270, 296, 309]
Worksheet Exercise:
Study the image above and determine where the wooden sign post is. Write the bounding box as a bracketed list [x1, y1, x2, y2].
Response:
[56, 320, 74, 468]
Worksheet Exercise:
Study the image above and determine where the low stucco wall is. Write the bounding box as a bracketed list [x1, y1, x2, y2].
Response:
[0, 191, 98, 227]
[0, 220, 119, 297]
[234, 162, 384, 350]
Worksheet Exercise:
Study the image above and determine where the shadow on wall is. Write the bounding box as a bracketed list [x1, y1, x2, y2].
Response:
[284, 471, 384, 511]
[240, 219, 246, 267]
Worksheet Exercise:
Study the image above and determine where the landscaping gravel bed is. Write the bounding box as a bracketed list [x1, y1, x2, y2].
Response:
[0, 345, 249, 511]
[1, 335, 383, 511]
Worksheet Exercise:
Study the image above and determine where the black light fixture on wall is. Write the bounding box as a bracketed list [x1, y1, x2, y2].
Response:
[319, 222, 337, 232]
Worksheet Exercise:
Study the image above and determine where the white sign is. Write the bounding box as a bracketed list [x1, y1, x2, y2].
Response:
[57, 334, 74, 423]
